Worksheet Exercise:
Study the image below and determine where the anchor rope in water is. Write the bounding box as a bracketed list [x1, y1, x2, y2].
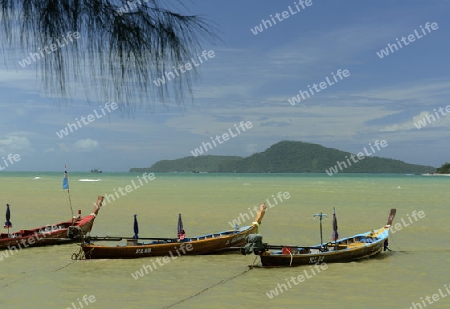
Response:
[53, 259, 77, 272]
[388, 231, 408, 253]
[2, 257, 77, 288]
[2, 273, 35, 288]
[162, 257, 258, 309]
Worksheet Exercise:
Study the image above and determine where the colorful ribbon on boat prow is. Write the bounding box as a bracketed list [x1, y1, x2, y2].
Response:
[251, 221, 260, 232]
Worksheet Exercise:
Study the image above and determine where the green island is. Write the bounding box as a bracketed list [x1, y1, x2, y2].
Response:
[130, 141, 435, 174]
[433, 162, 450, 174]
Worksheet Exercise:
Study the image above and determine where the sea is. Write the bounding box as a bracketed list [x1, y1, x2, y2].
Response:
[0, 172, 448, 309]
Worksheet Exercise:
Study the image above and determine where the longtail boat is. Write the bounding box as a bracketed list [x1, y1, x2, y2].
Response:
[0, 196, 104, 250]
[242, 208, 396, 267]
[77, 203, 267, 259]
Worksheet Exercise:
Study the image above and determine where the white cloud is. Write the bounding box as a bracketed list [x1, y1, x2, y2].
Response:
[0, 135, 33, 156]
[380, 109, 450, 132]
[245, 143, 258, 154]
[58, 139, 99, 153]
[74, 138, 99, 152]
[355, 80, 450, 103]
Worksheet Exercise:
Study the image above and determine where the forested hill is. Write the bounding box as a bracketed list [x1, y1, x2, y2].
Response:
[130, 155, 243, 173]
[435, 162, 450, 174]
[130, 141, 434, 174]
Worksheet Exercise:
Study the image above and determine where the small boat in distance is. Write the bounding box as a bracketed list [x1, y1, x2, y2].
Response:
[90, 168, 102, 173]
[0, 196, 104, 250]
[242, 208, 396, 267]
[77, 203, 267, 259]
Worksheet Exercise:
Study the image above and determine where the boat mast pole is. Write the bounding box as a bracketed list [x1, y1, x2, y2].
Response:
[333, 207, 338, 251]
[313, 212, 327, 251]
[63, 163, 74, 224]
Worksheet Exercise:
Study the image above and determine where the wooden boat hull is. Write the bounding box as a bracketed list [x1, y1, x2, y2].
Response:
[82, 224, 259, 259]
[0, 196, 103, 250]
[260, 227, 389, 267]
[0, 216, 95, 250]
[250, 208, 396, 267]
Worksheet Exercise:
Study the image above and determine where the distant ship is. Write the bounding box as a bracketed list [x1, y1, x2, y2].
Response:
[90, 168, 102, 173]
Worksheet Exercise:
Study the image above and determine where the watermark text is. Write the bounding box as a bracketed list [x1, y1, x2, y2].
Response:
[288, 69, 350, 106]
[414, 105, 450, 129]
[376, 22, 438, 59]
[18, 31, 80, 68]
[250, 0, 313, 35]
[228, 191, 290, 228]
[391, 210, 425, 234]
[0, 232, 46, 261]
[66, 295, 96, 309]
[153, 50, 215, 87]
[96, 173, 155, 207]
[0, 153, 21, 171]
[190, 121, 253, 157]
[325, 139, 388, 176]
[409, 283, 450, 309]
[131, 243, 194, 279]
[56, 102, 118, 139]
[266, 263, 328, 299]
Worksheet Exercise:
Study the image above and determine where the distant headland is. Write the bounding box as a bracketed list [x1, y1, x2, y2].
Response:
[130, 141, 435, 174]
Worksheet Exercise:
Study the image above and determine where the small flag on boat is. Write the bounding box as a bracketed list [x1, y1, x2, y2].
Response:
[177, 213, 185, 240]
[62, 167, 69, 190]
[4, 203, 12, 228]
[332, 208, 338, 241]
[133, 214, 139, 239]
[62, 163, 74, 219]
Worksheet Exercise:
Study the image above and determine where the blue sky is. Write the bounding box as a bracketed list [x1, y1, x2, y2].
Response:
[1, 0, 449, 171]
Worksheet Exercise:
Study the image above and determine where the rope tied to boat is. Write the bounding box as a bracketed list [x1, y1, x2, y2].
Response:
[161, 261, 256, 309]
[387, 232, 408, 253]
[53, 260, 77, 272]
[71, 245, 89, 260]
